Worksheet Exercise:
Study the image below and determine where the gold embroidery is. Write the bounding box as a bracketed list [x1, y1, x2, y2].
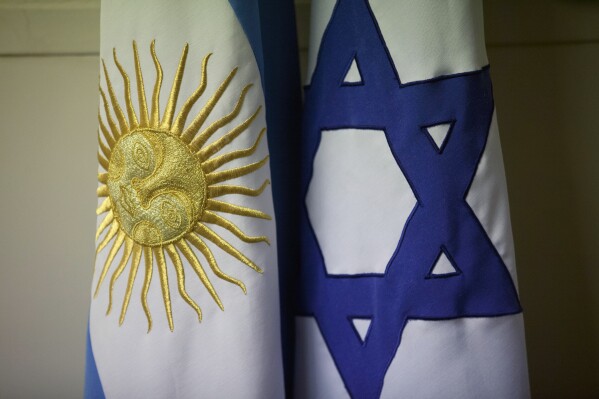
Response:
[141, 246, 153, 331]
[106, 129, 206, 246]
[208, 179, 271, 198]
[95, 41, 270, 331]
[119, 244, 142, 326]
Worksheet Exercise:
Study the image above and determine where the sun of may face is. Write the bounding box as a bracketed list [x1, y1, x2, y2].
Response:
[107, 129, 207, 246]
[95, 41, 271, 332]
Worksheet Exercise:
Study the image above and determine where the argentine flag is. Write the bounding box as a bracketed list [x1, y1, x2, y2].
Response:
[85, 0, 300, 398]
[295, 0, 530, 398]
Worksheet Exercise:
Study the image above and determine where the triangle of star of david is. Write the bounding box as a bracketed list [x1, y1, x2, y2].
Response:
[423, 122, 453, 153]
[350, 317, 373, 343]
[426, 247, 461, 278]
[342, 57, 363, 85]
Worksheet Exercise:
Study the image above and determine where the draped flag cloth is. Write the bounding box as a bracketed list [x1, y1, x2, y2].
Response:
[85, 0, 529, 398]
[85, 0, 300, 397]
[295, 0, 530, 398]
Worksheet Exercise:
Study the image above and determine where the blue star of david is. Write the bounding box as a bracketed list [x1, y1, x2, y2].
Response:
[297, 0, 522, 398]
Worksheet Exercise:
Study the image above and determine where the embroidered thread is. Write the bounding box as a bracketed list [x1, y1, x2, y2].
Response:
[95, 41, 270, 332]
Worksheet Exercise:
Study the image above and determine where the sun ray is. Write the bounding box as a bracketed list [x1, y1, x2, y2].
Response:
[154, 247, 174, 331]
[97, 185, 108, 197]
[94, 42, 271, 330]
[196, 106, 261, 159]
[171, 53, 211, 135]
[141, 246, 153, 332]
[133, 41, 149, 128]
[98, 131, 112, 159]
[98, 152, 109, 171]
[98, 172, 108, 184]
[176, 240, 224, 309]
[202, 128, 265, 174]
[95, 210, 114, 240]
[150, 40, 163, 127]
[98, 115, 116, 148]
[165, 244, 202, 322]
[113, 48, 138, 128]
[205, 156, 269, 186]
[119, 244, 142, 325]
[99, 87, 120, 139]
[96, 220, 119, 254]
[189, 83, 252, 152]
[195, 223, 263, 274]
[102, 59, 129, 133]
[186, 233, 247, 293]
[206, 199, 271, 220]
[208, 179, 270, 198]
[94, 230, 126, 298]
[181, 67, 238, 144]
[160, 44, 188, 130]
[107, 237, 134, 315]
[203, 210, 270, 245]
[96, 198, 111, 215]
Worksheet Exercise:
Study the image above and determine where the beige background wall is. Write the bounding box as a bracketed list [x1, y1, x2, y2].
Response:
[0, 0, 597, 398]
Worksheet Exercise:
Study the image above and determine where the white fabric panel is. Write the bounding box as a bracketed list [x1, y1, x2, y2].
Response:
[306, 129, 416, 275]
[369, 0, 488, 83]
[295, 317, 351, 399]
[426, 123, 451, 150]
[466, 110, 519, 286]
[380, 316, 530, 399]
[306, 0, 488, 84]
[430, 252, 457, 275]
[91, 1, 284, 398]
[343, 58, 362, 83]
[351, 318, 372, 342]
[295, 316, 529, 399]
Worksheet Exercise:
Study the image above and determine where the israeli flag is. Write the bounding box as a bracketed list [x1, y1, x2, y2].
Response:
[85, 0, 300, 397]
[295, 0, 530, 398]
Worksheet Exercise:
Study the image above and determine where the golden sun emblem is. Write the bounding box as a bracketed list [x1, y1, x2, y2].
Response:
[95, 41, 271, 331]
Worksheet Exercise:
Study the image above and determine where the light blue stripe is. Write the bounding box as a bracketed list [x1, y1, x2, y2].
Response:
[84, 323, 105, 399]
